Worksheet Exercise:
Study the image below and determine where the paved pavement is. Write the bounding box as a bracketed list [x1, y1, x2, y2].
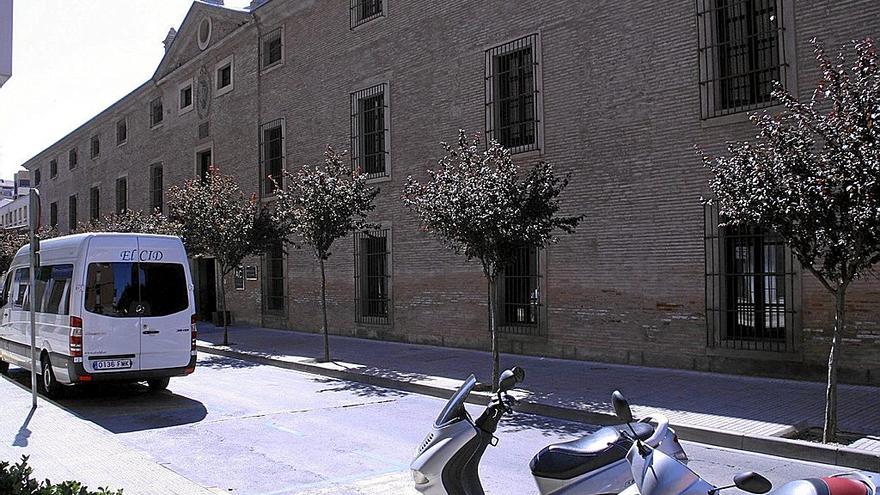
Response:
[0, 373, 216, 495]
[197, 326, 880, 443]
[2, 353, 864, 495]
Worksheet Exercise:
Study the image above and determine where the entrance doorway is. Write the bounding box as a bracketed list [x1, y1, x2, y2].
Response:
[194, 258, 217, 322]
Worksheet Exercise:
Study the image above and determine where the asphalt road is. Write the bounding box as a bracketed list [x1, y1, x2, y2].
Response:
[4, 354, 857, 494]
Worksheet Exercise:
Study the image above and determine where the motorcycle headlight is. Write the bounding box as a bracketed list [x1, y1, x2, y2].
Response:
[412, 470, 429, 485]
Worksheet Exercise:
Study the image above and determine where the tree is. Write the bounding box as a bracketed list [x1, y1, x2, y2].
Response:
[272, 146, 379, 363]
[79, 209, 181, 235]
[700, 38, 880, 443]
[0, 228, 58, 275]
[168, 167, 283, 346]
[404, 131, 582, 390]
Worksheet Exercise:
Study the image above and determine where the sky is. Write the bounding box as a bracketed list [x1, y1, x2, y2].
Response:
[0, 0, 252, 179]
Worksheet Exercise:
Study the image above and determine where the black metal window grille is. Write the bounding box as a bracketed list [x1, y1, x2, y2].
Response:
[197, 149, 212, 182]
[50, 160, 57, 179]
[90, 135, 100, 159]
[34, 168, 40, 187]
[49, 202, 57, 228]
[486, 34, 541, 152]
[350, 0, 383, 28]
[260, 119, 284, 194]
[69, 148, 77, 169]
[89, 187, 100, 221]
[218, 64, 232, 89]
[265, 241, 285, 311]
[180, 85, 193, 109]
[115, 177, 127, 214]
[354, 229, 390, 324]
[261, 29, 283, 69]
[498, 245, 543, 336]
[116, 119, 127, 145]
[704, 206, 797, 351]
[68, 195, 77, 232]
[150, 164, 164, 213]
[350, 84, 389, 179]
[696, 0, 787, 119]
[150, 97, 163, 127]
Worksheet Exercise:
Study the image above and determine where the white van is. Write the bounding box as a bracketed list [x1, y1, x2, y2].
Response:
[0, 233, 197, 397]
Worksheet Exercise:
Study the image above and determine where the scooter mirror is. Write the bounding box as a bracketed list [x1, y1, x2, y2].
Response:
[512, 366, 525, 384]
[499, 369, 519, 392]
[611, 391, 633, 423]
[733, 472, 772, 494]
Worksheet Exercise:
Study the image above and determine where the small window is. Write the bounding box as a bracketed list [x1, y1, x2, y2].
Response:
[89, 187, 100, 221]
[49, 202, 57, 228]
[50, 159, 58, 179]
[261, 28, 283, 69]
[12, 267, 29, 310]
[354, 228, 391, 324]
[68, 195, 77, 232]
[179, 81, 194, 112]
[69, 148, 78, 169]
[198, 17, 212, 50]
[116, 118, 127, 145]
[90, 135, 100, 159]
[485, 34, 543, 153]
[260, 119, 284, 194]
[84, 262, 188, 318]
[498, 245, 543, 336]
[115, 177, 128, 214]
[350, 84, 390, 179]
[150, 97, 164, 127]
[34, 168, 41, 187]
[350, 0, 384, 28]
[215, 55, 234, 96]
[150, 164, 163, 213]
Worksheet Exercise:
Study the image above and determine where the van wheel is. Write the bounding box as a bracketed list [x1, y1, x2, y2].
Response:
[40, 357, 63, 399]
[147, 377, 170, 392]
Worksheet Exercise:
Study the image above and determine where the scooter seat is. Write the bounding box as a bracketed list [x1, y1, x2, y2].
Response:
[530, 422, 654, 481]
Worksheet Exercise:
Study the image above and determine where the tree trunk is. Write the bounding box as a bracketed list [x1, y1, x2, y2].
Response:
[320, 257, 330, 363]
[822, 288, 846, 443]
[488, 275, 500, 392]
[219, 265, 229, 347]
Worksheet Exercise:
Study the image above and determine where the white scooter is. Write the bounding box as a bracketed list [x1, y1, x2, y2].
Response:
[410, 368, 687, 495]
[611, 391, 879, 495]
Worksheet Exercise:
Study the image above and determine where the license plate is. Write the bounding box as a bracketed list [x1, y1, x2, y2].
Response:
[93, 359, 132, 370]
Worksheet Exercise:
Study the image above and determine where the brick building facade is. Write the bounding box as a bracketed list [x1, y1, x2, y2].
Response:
[21, 0, 880, 384]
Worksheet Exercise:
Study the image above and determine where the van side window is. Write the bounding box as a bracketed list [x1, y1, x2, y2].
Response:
[12, 268, 30, 310]
[39, 264, 74, 315]
[1, 273, 11, 306]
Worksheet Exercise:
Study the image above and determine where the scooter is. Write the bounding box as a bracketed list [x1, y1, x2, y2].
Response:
[611, 391, 879, 495]
[410, 367, 687, 495]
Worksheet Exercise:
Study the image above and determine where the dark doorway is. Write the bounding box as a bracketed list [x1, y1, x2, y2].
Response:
[197, 149, 212, 182]
[194, 258, 217, 322]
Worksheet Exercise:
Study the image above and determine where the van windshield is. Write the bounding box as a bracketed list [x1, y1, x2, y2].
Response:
[85, 262, 187, 317]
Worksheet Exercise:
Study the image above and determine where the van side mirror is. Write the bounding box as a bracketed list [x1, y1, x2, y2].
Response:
[612, 391, 633, 423]
[734, 472, 772, 494]
[498, 366, 525, 392]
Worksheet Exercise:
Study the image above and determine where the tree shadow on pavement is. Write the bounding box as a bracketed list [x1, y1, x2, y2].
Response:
[312, 377, 410, 399]
[500, 411, 598, 438]
[198, 354, 264, 370]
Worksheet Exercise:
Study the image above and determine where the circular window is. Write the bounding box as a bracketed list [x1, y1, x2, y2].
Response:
[197, 17, 212, 50]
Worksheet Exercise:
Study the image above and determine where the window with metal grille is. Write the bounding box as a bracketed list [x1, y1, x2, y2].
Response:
[350, 0, 383, 28]
[179, 84, 193, 110]
[90, 135, 100, 159]
[116, 119, 127, 145]
[265, 241, 285, 311]
[354, 229, 390, 324]
[49, 202, 57, 228]
[486, 34, 542, 152]
[150, 97, 163, 127]
[115, 177, 127, 214]
[68, 195, 77, 232]
[89, 187, 100, 221]
[498, 245, 543, 336]
[261, 29, 283, 69]
[50, 159, 57, 179]
[69, 148, 78, 169]
[260, 119, 284, 194]
[704, 205, 798, 351]
[350, 84, 389, 179]
[150, 164, 164, 213]
[696, 0, 788, 119]
[34, 168, 40, 187]
[218, 64, 231, 89]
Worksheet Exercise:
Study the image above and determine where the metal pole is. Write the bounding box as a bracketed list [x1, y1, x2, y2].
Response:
[28, 189, 40, 408]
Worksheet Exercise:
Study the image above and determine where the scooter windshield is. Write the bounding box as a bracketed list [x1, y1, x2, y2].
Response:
[435, 374, 478, 427]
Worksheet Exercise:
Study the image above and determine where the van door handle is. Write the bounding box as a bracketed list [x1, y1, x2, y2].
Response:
[142, 330, 160, 335]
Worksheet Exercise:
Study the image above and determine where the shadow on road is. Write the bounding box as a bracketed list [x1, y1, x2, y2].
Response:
[6, 368, 208, 434]
[501, 411, 598, 438]
[198, 354, 264, 370]
[313, 376, 410, 399]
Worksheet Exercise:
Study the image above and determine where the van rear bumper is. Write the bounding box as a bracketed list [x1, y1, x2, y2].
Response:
[65, 355, 197, 383]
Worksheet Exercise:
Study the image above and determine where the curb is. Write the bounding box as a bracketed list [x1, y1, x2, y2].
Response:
[196, 344, 880, 472]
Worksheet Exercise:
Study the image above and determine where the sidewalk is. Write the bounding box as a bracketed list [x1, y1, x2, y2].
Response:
[196, 325, 880, 471]
[0, 377, 217, 495]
